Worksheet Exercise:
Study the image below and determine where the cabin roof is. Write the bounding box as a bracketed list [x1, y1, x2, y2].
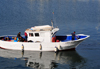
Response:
[25, 25, 53, 32]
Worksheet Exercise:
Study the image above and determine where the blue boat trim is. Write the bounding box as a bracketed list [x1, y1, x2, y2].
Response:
[56, 35, 87, 42]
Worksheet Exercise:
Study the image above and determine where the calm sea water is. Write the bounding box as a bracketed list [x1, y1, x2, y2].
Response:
[0, 0, 100, 69]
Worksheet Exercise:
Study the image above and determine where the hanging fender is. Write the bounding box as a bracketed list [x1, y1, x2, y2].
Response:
[22, 44, 24, 51]
[54, 46, 58, 52]
[40, 44, 42, 50]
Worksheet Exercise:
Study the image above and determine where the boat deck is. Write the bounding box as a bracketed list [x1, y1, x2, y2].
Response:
[0, 35, 87, 42]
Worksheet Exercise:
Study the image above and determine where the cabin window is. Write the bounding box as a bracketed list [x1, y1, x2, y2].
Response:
[35, 33, 39, 37]
[29, 33, 33, 37]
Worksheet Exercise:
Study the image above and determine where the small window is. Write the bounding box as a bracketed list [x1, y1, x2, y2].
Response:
[29, 33, 33, 37]
[35, 33, 39, 37]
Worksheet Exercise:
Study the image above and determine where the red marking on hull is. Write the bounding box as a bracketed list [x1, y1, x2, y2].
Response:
[0, 47, 10, 50]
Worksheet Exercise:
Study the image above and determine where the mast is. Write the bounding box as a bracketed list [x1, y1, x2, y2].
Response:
[51, 19, 54, 28]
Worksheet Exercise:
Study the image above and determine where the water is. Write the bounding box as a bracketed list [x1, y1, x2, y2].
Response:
[0, 0, 100, 69]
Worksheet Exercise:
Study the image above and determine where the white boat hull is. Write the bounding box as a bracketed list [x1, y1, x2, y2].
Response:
[0, 34, 89, 51]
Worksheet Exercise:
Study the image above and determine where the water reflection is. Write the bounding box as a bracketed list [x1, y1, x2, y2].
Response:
[0, 49, 86, 69]
[21, 51, 86, 69]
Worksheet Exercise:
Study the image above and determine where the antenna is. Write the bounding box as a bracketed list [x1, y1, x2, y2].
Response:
[51, 19, 53, 28]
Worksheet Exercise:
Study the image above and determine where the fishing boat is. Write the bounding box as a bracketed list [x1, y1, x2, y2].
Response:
[0, 25, 89, 51]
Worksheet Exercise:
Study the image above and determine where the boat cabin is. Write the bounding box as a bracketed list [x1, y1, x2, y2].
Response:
[25, 25, 59, 43]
